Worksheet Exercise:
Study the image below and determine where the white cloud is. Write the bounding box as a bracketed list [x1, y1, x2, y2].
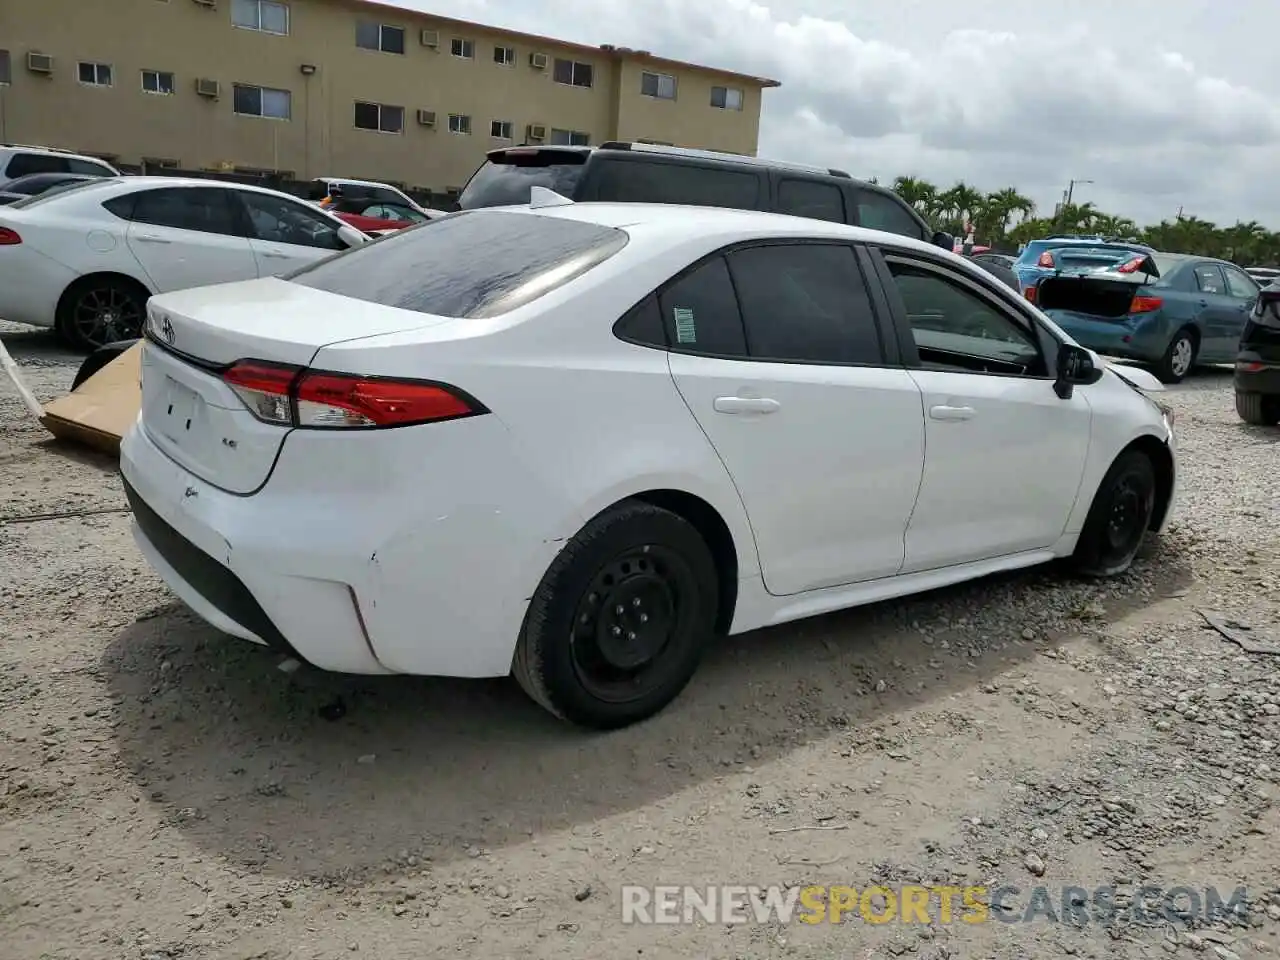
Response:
[387, 0, 1280, 228]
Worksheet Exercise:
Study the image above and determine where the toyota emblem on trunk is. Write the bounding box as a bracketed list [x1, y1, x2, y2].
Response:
[160, 316, 175, 344]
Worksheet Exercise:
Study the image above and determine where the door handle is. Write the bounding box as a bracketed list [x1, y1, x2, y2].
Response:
[929, 404, 976, 421]
[713, 396, 780, 415]
[260, 249, 289, 259]
[135, 234, 171, 244]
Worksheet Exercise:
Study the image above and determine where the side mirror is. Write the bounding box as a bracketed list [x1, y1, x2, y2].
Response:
[336, 224, 369, 247]
[1054, 344, 1103, 399]
[932, 230, 954, 251]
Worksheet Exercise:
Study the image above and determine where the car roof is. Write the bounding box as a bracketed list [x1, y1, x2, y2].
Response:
[0, 144, 111, 161]
[487, 200, 945, 256]
[314, 176, 408, 190]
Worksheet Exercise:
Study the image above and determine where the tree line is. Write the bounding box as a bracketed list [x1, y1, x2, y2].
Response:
[884, 176, 1280, 266]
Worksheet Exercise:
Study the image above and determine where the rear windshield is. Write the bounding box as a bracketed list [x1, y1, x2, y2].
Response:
[458, 150, 587, 209]
[286, 210, 628, 319]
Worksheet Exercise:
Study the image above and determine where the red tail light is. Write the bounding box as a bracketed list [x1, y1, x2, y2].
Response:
[1129, 295, 1163, 314]
[1024, 285, 1038, 304]
[0, 227, 22, 245]
[221, 360, 485, 429]
[1037, 251, 1055, 268]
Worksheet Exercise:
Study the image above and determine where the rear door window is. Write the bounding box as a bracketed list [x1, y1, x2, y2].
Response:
[776, 178, 845, 223]
[458, 150, 588, 208]
[286, 210, 628, 318]
[593, 159, 761, 210]
[726, 243, 882, 364]
[67, 158, 114, 175]
[855, 190, 925, 240]
[1193, 263, 1227, 295]
[127, 187, 243, 236]
[657, 256, 748, 357]
[5, 153, 71, 178]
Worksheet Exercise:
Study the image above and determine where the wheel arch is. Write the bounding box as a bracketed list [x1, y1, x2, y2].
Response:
[56, 271, 154, 318]
[1120, 433, 1175, 531]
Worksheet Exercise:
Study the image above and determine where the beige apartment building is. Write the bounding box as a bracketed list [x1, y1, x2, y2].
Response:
[0, 0, 779, 193]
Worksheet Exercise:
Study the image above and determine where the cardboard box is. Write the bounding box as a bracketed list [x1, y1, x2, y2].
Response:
[39, 342, 142, 455]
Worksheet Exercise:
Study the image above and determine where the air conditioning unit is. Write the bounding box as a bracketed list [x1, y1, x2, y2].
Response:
[26, 52, 54, 74]
[416, 109, 436, 127]
[420, 29, 439, 48]
[526, 123, 546, 142]
[195, 78, 220, 98]
[529, 52, 548, 70]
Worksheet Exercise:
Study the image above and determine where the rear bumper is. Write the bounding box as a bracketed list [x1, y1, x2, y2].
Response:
[119, 408, 569, 678]
[1045, 311, 1168, 363]
[0, 246, 76, 328]
[1234, 365, 1280, 395]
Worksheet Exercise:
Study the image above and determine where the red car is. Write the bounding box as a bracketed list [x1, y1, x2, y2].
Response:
[324, 197, 440, 236]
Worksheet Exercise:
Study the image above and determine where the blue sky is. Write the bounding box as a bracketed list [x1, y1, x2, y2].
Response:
[388, 0, 1280, 229]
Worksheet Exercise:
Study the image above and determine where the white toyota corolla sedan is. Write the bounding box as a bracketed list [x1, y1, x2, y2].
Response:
[120, 192, 1178, 728]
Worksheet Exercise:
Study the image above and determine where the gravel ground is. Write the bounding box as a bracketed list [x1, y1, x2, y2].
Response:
[4, 319, 1280, 960]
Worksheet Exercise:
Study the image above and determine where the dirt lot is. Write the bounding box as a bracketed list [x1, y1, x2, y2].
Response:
[4, 320, 1280, 960]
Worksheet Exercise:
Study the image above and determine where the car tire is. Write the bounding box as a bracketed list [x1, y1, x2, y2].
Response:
[512, 500, 719, 729]
[1071, 449, 1157, 577]
[54, 276, 149, 353]
[71, 338, 141, 391]
[1235, 391, 1280, 426]
[1153, 328, 1197, 384]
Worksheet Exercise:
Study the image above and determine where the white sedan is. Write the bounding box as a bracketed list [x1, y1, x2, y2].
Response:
[0, 176, 367, 349]
[119, 195, 1178, 729]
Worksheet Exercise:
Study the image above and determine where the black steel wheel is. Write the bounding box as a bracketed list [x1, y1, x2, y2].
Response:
[513, 501, 719, 729]
[1071, 449, 1157, 577]
[55, 277, 148, 352]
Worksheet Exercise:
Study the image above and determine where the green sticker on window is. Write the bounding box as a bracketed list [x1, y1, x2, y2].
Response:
[673, 306, 696, 344]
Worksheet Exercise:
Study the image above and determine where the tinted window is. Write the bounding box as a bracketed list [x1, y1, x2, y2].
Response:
[129, 187, 241, 236]
[887, 260, 1044, 375]
[856, 191, 925, 240]
[6, 153, 70, 178]
[360, 203, 427, 222]
[8, 178, 116, 210]
[67, 158, 112, 175]
[1222, 264, 1259, 299]
[457, 153, 587, 208]
[287, 210, 628, 319]
[776, 178, 845, 223]
[658, 257, 747, 357]
[727, 244, 881, 364]
[1193, 263, 1226, 295]
[238, 190, 345, 250]
[614, 294, 666, 348]
[594, 160, 761, 209]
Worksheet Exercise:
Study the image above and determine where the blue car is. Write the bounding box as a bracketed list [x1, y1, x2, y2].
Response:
[1014, 237, 1156, 294]
[1037, 251, 1262, 383]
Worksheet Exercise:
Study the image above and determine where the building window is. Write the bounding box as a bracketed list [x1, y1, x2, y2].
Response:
[354, 101, 404, 133]
[231, 0, 289, 35]
[448, 113, 471, 134]
[78, 62, 113, 87]
[553, 58, 593, 88]
[640, 71, 677, 100]
[0, 50, 10, 86]
[490, 119, 512, 139]
[356, 22, 405, 54]
[233, 83, 291, 119]
[550, 128, 589, 146]
[493, 45, 515, 66]
[711, 85, 743, 110]
[141, 69, 175, 95]
[450, 38, 475, 59]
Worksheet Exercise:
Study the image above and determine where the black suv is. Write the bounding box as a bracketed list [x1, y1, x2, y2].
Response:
[457, 141, 955, 252]
[1235, 280, 1280, 425]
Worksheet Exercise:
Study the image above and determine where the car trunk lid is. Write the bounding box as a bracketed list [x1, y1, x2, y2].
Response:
[1037, 256, 1161, 320]
[139, 277, 448, 493]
